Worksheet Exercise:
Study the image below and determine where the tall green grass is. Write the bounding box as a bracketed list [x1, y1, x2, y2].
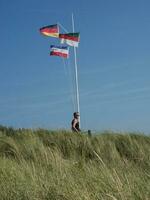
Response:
[0, 126, 149, 200]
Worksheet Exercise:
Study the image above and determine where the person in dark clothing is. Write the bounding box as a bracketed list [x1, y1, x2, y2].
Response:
[71, 112, 81, 133]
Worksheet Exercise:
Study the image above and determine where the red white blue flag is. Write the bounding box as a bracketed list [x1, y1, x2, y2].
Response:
[50, 45, 69, 58]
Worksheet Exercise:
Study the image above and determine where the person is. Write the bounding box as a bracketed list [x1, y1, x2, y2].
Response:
[71, 112, 81, 133]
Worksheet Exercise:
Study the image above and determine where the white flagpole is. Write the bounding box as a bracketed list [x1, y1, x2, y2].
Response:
[72, 13, 80, 124]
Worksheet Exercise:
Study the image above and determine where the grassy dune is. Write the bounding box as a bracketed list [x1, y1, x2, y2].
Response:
[0, 126, 149, 200]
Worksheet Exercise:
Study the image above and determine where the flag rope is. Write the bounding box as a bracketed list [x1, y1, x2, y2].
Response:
[61, 57, 76, 112]
[57, 22, 69, 33]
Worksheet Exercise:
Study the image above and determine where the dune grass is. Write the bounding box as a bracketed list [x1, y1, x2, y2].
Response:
[0, 126, 149, 200]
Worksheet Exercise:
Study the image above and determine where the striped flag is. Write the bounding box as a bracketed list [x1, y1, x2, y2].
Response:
[39, 24, 59, 38]
[50, 45, 69, 58]
[59, 33, 80, 47]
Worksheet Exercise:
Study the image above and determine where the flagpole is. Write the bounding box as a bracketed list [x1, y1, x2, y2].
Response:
[72, 13, 81, 124]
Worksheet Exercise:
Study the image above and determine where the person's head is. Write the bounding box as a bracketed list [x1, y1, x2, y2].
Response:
[73, 112, 80, 119]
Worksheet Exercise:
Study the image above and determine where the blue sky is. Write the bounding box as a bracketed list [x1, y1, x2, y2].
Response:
[0, 0, 150, 133]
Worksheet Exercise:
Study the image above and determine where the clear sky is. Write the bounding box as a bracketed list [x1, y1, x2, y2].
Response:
[0, 0, 150, 133]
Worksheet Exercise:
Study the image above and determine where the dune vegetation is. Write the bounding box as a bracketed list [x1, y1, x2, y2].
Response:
[0, 125, 149, 200]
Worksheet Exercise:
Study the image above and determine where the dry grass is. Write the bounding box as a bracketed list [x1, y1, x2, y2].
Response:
[0, 126, 149, 200]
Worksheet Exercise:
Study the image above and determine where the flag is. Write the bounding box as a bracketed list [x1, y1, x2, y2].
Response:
[50, 45, 69, 58]
[39, 24, 59, 37]
[59, 33, 80, 47]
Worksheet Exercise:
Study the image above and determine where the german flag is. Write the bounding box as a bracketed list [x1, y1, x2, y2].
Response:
[39, 24, 59, 38]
